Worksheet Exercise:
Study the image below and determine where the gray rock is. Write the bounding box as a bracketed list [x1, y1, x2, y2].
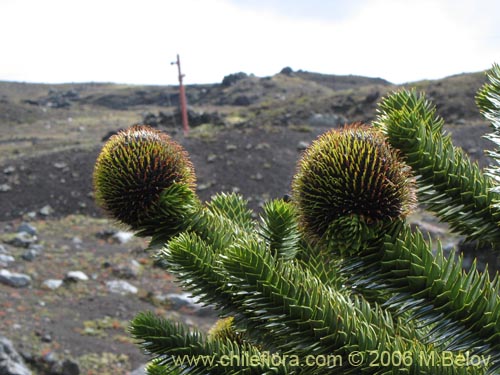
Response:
[65, 271, 89, 282]
[7, 232, 36, 248]
[41, 279, 63, 290]
[0, 184, 12, 192]
[0, 245, 9, 254]
[255, 142, 270, 150]
[21, 248, 39, 262]
[130, 363, 147, 375]
[308, 113, 346, 127]
[49, 358, 80, 375]
[41, 351, 58, 366]
[39, 205, 54, 216]
[184, 108, 224, 127]
[95, 229, 117, 240]
[0, 254, 15, 266]
[41, 334, 52, 343]
[72, 237, 83, 245]
[0, 269, 31, 288]
[197, 181, 215, 191]
[232, 95, 253, 106]
[17, 223, 37, 236]
[221, 72, 248, 87]
[297, 141, 310, 151]
[28, 244, 44, 253]
[61, 359, 80, 375]
[106, 280, 138, 295]
[251, 172, 264, 181]
[280, 66, 294, 76]
[112, 260, 141, 279]
[111, 231, 134, 244]
[53, 162, 68, 169]
[0, 336, 32, 375]
[3, 166, 16, 175]
[166, 292, 204, 311]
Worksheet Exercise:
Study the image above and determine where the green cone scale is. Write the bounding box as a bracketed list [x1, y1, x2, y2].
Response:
[93, 125, 196, 231]
[292, 124, 415, 250]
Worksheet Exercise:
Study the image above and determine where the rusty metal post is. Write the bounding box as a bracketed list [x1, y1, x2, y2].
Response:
[172, 54, 189, 136]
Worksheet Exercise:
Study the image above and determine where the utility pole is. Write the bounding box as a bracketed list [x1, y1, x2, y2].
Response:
[171, 54, 189, 136]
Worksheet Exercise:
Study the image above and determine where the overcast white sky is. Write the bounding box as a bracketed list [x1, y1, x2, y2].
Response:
[1, 0, 499, 85]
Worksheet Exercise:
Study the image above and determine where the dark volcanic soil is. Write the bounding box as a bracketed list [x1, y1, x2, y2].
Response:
[0, 125, 335, 221]
[0, 121, 493, 222]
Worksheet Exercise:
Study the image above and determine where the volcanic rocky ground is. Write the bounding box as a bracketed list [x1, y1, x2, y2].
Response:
[0, 68, 498, 374]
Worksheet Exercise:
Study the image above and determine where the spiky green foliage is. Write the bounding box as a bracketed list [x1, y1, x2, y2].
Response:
[259, 199, 301, 260]
[292, 124, 416, 254]
[92, 64, 500, 375]
[374, 90, 500, 244]
[336, 222, 500, 373]
[131, 312, 286, 374]
[145, 215, 485, 374]
[93, 125, 197, 237]
[380, 227, 500, 351]
[477, 64, 500, 193]
[477, 63, 500, 128]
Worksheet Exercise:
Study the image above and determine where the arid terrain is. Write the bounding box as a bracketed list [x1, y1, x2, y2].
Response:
[0, 68, 497, 374]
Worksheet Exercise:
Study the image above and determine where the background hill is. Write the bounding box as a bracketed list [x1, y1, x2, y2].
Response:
[0, 68, 491, 220]
[0, 68, 495, 374]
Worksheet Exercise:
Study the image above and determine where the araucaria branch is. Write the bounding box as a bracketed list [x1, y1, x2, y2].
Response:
[94, 64, 500, 374]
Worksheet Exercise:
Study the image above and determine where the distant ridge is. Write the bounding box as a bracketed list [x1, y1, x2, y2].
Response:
[293, 70, 392, 90]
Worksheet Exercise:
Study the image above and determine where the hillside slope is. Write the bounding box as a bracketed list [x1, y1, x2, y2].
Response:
[0, 69, 492, 221]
